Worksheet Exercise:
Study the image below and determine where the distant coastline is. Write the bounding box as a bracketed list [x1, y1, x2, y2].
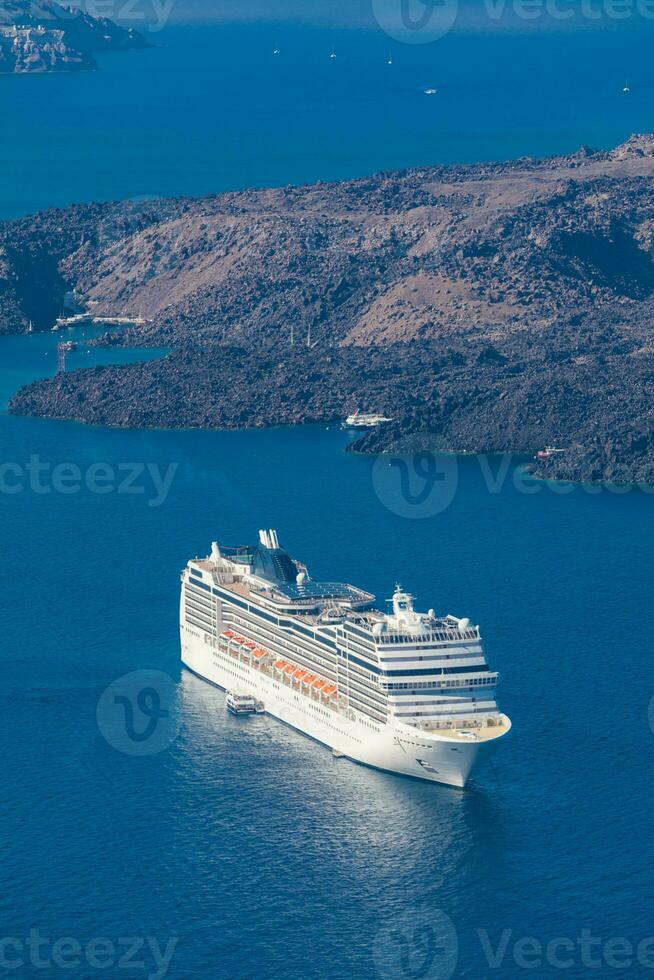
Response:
[0, 0, 148, 74]
[5, 135, 654, 485]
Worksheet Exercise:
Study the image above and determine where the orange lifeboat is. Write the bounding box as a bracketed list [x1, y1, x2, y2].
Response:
[274, 659, 288, 670]
[312, 679, 326, 690]
[322, 684, 337, 696]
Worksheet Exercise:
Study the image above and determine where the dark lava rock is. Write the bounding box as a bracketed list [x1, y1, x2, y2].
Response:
[6, 135, 654, 484]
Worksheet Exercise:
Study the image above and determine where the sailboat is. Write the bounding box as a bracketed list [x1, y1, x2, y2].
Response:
[273, 45, 280, 56]
[387, 52, 393, 65]
[623, 80, 630, 93]
[330, 48, 337, 59]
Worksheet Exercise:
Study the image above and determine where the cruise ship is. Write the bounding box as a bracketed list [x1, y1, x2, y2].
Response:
[180, 530, 511, 787]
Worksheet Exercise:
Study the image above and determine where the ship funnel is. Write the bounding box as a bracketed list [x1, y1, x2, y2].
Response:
[269, 529, 280, 549]
[259, 529, 271, 548]
[211, 541, 221, 563]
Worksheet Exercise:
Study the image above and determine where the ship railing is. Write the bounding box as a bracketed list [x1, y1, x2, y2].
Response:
[376, 628, 479, 645]
[414, 716, 502, 732]
[383, 673, 498, 691]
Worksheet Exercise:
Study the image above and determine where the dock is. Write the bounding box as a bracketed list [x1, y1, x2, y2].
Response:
[51, 314, 150, 331]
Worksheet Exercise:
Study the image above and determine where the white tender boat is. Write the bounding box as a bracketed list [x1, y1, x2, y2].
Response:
[226, 692, 264, 715]
[344, 411, 392, 428]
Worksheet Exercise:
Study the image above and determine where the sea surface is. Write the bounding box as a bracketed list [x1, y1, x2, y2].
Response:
[1, 6, 654, 218]
[2, 331, 654, 978]
[2, 5, 654, 978]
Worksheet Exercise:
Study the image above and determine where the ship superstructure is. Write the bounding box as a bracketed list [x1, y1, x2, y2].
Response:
[180, 529, 511, 787]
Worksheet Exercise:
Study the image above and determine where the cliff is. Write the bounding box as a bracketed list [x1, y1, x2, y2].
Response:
[0, 0, 148, 73]
[6, 136, 654, 483]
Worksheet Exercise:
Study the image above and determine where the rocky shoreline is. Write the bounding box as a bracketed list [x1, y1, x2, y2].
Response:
[0, 0, 148, 73]
[6, 136, 654, 484]
[10, 325, 654, 485]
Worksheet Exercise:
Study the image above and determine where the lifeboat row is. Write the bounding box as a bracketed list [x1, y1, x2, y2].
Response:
[272, 659, 338, 700]
[221, 630, 269, 662]
[220, 631, 338, 703]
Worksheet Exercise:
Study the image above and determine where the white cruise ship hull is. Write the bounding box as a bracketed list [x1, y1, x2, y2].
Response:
[181, 634, 507, 788]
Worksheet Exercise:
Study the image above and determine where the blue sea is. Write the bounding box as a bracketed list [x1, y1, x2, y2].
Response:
[2, 333, 654, 978]
[2, 5, 654, 978]
[2, 3, 654, 218]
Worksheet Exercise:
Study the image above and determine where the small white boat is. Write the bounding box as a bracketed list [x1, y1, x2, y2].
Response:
[424, 87, 438, 96]
[273, 46, 280, 56]
[344, 411, 393, 428]
[623, 80, 630, 93]
[226, 691, 264, 716]
[387, 52, 393, 65]
[535, 446, 565, 461]
[330, 49, 337, 60]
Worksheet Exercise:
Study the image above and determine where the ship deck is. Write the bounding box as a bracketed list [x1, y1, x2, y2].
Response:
[191, 564, 481, 644]
[411, 716, 511, 741]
